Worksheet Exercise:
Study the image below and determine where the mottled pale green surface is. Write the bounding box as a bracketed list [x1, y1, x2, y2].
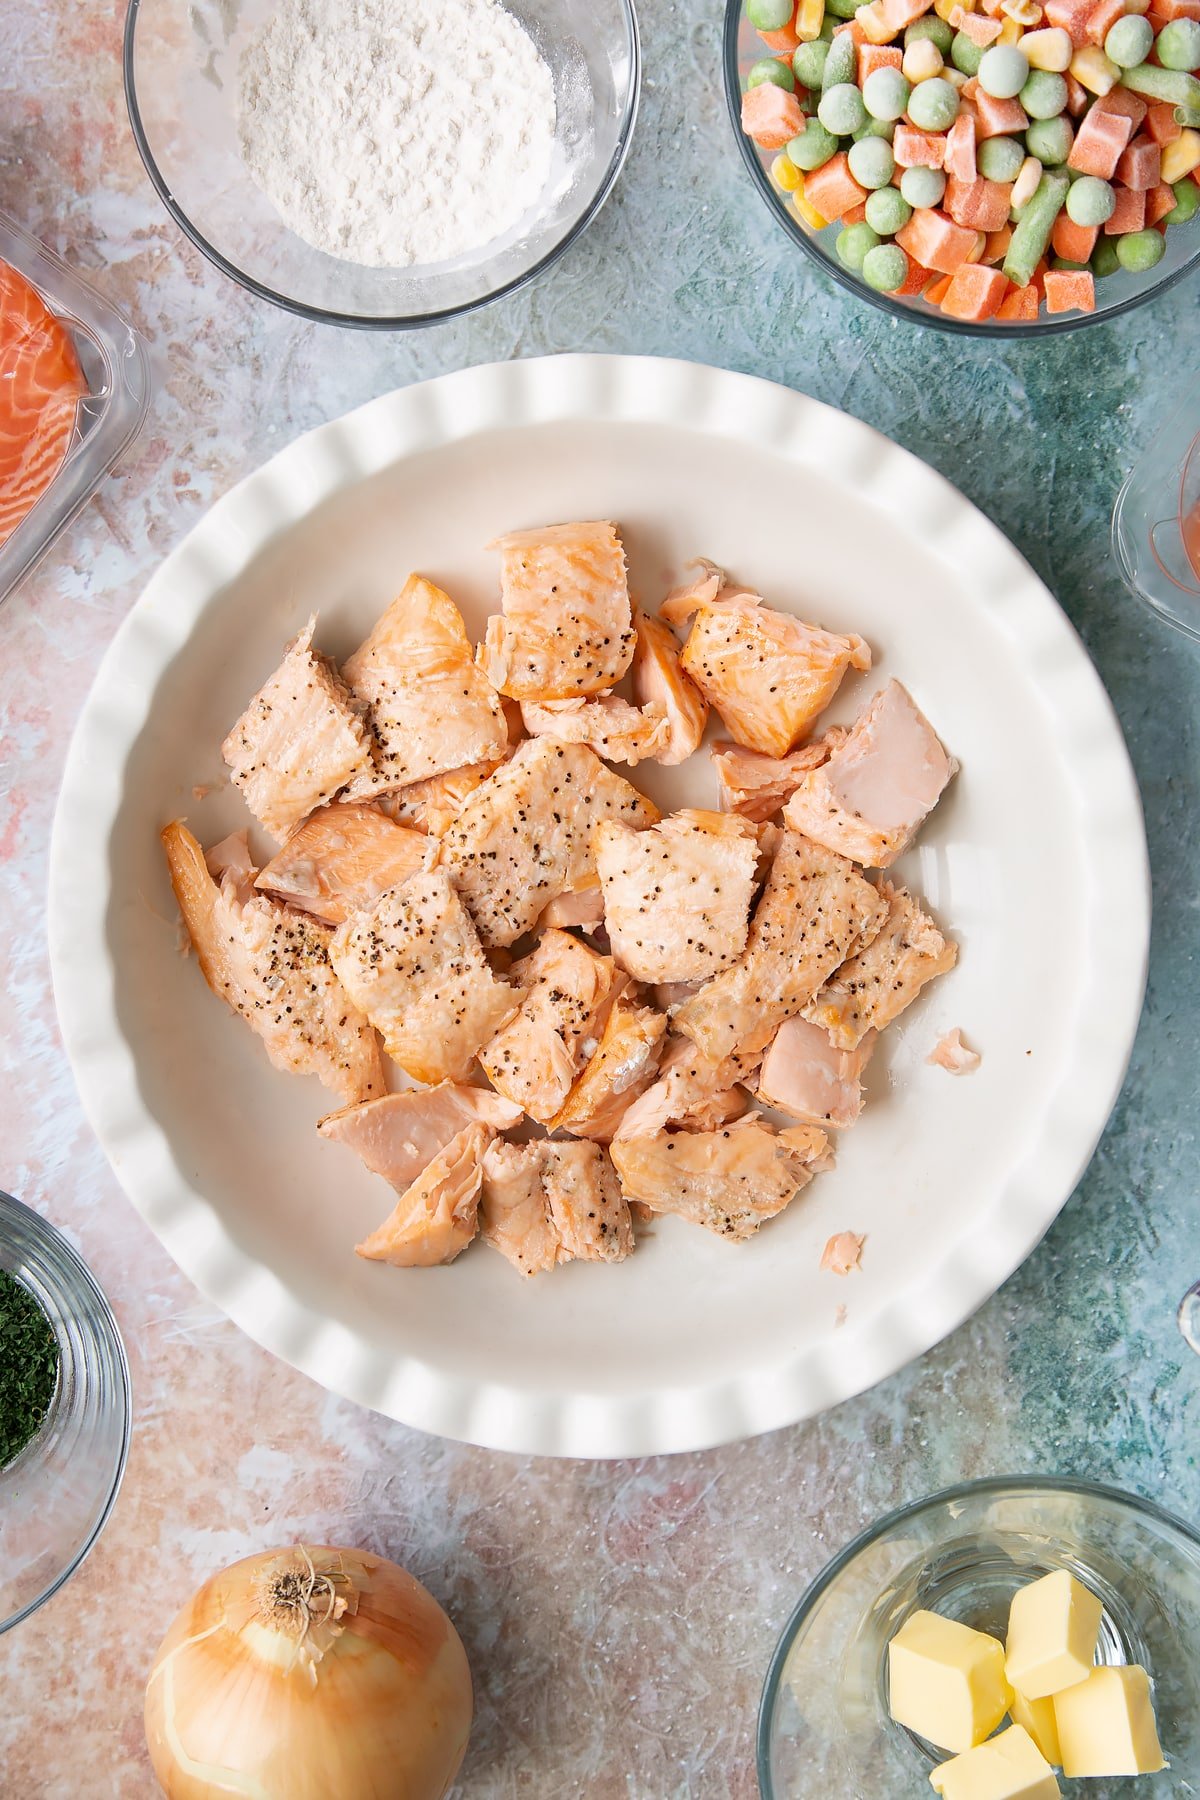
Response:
[0, 1, 1198, 1794]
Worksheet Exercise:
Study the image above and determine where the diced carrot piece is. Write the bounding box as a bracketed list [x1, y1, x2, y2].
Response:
[1052, 213, 1099, 259]
[997, 282, 1041, 318]
[954, 6, 1005, 40]
[881, 0, 937, 26]
[1085, 0, 1135, 43]
[895, 257, 935, 295]
[940, 261, 1008, 318]
[1068, 105, 1134, 174]
[1043, 268, 1096, 311]
[1145, 103, 1183, 147]
[834, 16, 871, 41]
[1097, 86, 1148, 129]
[843, 201, 871, 224]
[760, 22, 802, 50]
[895, 206, 982, 272]
[858, 43, 904, 81]
[1158, 0, 1200, 17]
[973, 91, 1030, 136]
[984, 224, 1013, 261]
[1104, 184, 1147, 229]
[1116, 133, 1162, 189]
[944, 115, 978, 182]
[1046, 0, 1099, 41]
[945, 173, 1013, 229]
[1145, 181, 1178, 223]
[741, 83, 806, 149]
[894, 125, 948, 168]
[803, 151, 869, 220]
[925, 273, 954, 302]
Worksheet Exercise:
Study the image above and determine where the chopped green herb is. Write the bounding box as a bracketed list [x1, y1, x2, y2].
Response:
[0, 1269, 59, 1468]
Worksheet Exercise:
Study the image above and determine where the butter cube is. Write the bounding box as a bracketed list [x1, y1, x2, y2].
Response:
[1005, 1570, 1102, 1700]
[1010, 1688, 1062, 1767]
[890, 1611, 1013, 1753]
[1053, 1665, 1165, 1777]
[930, 1725, 1062, 1800]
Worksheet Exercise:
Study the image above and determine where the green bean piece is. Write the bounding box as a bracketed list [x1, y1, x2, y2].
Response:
[1003, 168, 1070, 286]
[1120, 63, 1200, 108]
[821, 30, 858, 91]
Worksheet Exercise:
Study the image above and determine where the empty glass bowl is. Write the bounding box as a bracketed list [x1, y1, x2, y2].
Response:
[0, 1192, 131, 1634]
[759, 1476, 1200, 1796]
[1113, 400, 1200, 643]
[124, 0, 640, 328]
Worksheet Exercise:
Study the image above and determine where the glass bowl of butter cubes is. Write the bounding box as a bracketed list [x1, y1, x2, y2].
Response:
[759, 1476, 1200, 1797]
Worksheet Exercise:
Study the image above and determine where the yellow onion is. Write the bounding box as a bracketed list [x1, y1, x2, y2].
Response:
[144, 1544, 472, 1799]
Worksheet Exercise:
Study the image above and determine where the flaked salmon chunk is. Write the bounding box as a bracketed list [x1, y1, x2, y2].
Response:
[676, 591, 871, 758]
[609, 1114, 832, 1242]
[480, 1139, 633, 1274]
[438, 737, 659, 948]
[378, 761, 505, 836]
[317, 1083, 523, 1187]
[675, 831, 887, 1062]
[329, 869, 518, 1085]
[519, 693, 670, 766]
[711, 731, 848, 824]
[782, 680, 956, 868]
[162, 820, 385, 1105]
[928, 1027, 980, 1074]
[821, 1230, 865, 1275]
[551, 993, 668, 1141]
[221, 616, 375, 841]
[613, 1036, 757, 1140]
[538, 876, 605, 932]
[479, 1141, 561, 1277]
[804, 881, 956, 1050]
[757, 1016, 875, 1129]
[480, 521, 635, 701]
[479, 928, 624, 1125]
[255, 803, 428, 926]
[594, 808, 760, 986]
[355, 1122, 490, 1268]
[630, 609, 709, 766]
[341, 575, 508, 795]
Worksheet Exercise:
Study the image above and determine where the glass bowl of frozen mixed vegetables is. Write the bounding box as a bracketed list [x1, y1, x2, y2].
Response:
[724, 0, 1200, 332]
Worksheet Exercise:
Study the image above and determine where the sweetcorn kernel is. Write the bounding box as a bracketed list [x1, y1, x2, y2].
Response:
[1161, 127, 1200, 182]
[796, 0, 827, 41]
[792, 187, 829, 228]
[1070, 45, 1120, 94]
[904, 37, 946, 79]
[1023, 26, 1073, 68]
[997, 16, 1026, 42]
[772, 152, 804, 190]
[1002, 0, 1044, 24]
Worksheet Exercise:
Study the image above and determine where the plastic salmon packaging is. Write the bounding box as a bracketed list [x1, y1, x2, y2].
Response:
[0, 210, 151, 606]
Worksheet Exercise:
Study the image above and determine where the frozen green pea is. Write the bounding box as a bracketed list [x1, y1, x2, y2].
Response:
[908, 75, 960, 129]
[1165, 175, 1200, 224]
[1091, 236, 1122, 276]
[951, 31, 985, 75]
[1051, 255, 1089, 269]
[821, 30, 858, 90]
[1156, 18, 1200, 71]
[826, 0, 869, 16]
[747, 0, 795, 29]
[854, 116, 897, 139]
[907, 15, 953, 51]
[865, 186, 912, 233]
[861, 242, 910, 289]
[1116, 227, 1166, 270]
[1065, 174, 1115, 225]
[748, 57, 796, 90]
[787, 118, 840, 168]
[900, 163, 947, 206]
[818, 81, 868, 133]
[836, 221, 882, 270]
[977, 135, 1026, 181]
[979, 44, 1030, 98]
[793, 38, 830, 88]
[863, 65, 911, 119]
[1025, 115, 1074, 164]
[1104, 14, 1154, 68]
[848, 134, 896, 186]
[1020, 69, 1068, 119]
[819, 15, 837, 39]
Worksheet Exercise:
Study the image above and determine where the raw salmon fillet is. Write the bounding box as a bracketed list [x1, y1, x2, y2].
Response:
[804, 881, 956, 1049]
[379, 761, 505, 836]
[162, 820, 385, 1105]
[609, 1114, 832, 1241]
[222, 617, 375, 841]
[342, 575, 508, 794]
[519, 693, 670, 766]
[478, 928, 623, 1124]
[629, 609, 710, 766]
[479, 521, 635, 701]
[0, 259, 85, 545]
[355, 1122, 491, 1267]
[437, 738, 659, 947]
[551, 993, 668, 1141]
[756, 1016, 875, 1129]
[480, 1139, 633, 1274]
[782, 680, 956, 867]
[612, 1036, 757, 1140]
[674, 831, 887, 1062]
[329, 869, 518, 1084]
[255, 802, 428, 925]
[594, 808, 760, 985]
[711, 731, 847, 824]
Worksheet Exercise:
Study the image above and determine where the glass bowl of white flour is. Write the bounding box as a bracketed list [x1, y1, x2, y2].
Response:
[124, 0, 640, 327]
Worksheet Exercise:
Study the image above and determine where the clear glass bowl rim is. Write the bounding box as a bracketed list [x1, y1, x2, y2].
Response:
[122, 0, 642, 331]
[756, 1473, 1200, 1795]
[0, 1191, 132, 1635]
[721, 0, 1200, 339]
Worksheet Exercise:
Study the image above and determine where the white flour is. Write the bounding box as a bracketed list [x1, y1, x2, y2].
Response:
[236, 0, 557, 270]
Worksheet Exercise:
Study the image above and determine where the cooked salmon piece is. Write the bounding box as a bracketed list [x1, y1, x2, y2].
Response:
[928, 1026, 980, 1074]
[317, 1083, 522, 1186]
[329, 869, 518, 1084]
[479, 1139, 633, 1273]
[677, 594, 870, 758]
[756, 1016, 875, 1129]
[162, 820, 385, 1105]
[804, 882, 956, 1049]
[355, 1122, 490, 1267]
[629, 610, 709, 766]
[538, 876, 606, 932]
[651, 979, 704, 1014]
[519, 693, 670, 766]
[820, 1230, 865, 1274]
[437, 738, 659, 947]
[781, 680, 957, 867]
[613, 1036, 757, 1140]
[658, 558, 725, 629]
[675, 831, 887, 1062]
[609, 1114, 832, 1241]
[711, 731, 847, 824]
[379, 761, 505, 836]
[551, 994, 668, 1141]
[254, 803, 428, 925]
[479, 1140, 561, 1277]
[341, 575, 508, 795]
[594, 809, 760, 986]
[479, 928, 623, 1124]
[221, 617, 375, 841]
[479, 521, 636, 701]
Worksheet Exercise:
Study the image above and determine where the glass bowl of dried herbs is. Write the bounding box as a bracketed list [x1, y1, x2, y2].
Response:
[0, 1191, 130, 1633]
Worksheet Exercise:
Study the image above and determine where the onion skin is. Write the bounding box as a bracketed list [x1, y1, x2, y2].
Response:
[144, 1545, 472, 1799]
